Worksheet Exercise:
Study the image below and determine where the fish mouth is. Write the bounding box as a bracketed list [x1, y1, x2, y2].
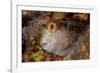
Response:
[41, 43, 48, 50]
[41, 43, 47, 47]
[41, 42, 56, 53]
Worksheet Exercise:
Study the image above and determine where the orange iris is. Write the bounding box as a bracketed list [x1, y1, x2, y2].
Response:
[48, 22, 57, 32]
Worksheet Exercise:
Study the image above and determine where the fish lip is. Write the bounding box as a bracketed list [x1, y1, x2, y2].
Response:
[41, 43, 47, 47]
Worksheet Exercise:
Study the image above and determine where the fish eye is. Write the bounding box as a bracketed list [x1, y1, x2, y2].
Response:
[48, 22, 57, 32]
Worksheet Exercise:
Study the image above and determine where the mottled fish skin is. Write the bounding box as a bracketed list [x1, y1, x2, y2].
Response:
[40, 25, 73, 56]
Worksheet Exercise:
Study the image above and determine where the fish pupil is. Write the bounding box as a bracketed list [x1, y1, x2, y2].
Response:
[50, 24, 54, 31]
